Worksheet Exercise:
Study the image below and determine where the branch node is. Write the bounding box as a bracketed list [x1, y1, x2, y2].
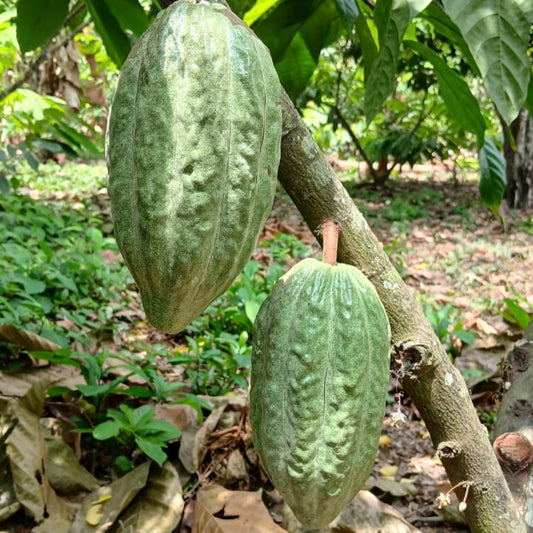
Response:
[392, 341, 430, 379]
[437, 440, 462, 460]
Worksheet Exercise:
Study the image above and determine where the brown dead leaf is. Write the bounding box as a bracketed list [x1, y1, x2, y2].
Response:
[331, 490, 422, 533]
[0, 324, 62, 352]
[179, 399, 230, 473]
[192, 484, 285, 533]
[154, 404, 198, 432]
[475, 318, 499, 336]
[454, 346, 506, 387]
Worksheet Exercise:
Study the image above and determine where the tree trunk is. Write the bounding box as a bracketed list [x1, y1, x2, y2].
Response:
[493, 324, 533, 531]
[504, 108, 533, 209]
[278, 90, 524, 533]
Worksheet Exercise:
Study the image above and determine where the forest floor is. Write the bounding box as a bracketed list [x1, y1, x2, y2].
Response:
[1, 159, 533, 532]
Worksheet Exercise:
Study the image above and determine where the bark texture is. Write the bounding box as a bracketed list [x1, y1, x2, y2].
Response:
[493, 325, 533, 531]
[277, 91, 523, 533]
[504, 108, 533, 209]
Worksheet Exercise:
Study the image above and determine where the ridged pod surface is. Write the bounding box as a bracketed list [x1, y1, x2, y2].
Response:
[251, 258, 391, 528]
[106, 1, 282, 333]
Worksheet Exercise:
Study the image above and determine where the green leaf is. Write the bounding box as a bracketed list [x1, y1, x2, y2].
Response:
[441, 0, 531, 124]
[253, 0, 349, 98]
[83, 0, 131, 67]
[333, 0, 359, 31]
[16, 0, 69, 52]
[478, 137, 507, 218]
[135, 435, 167, 466]
[364, 0, 432, 122]
[503, 298, 531, 330]
[354, 1, 377, 80]
[453, 329, 476, 345]
[140, 420, 181, 441]
[120, 386, 154, 398]
[93, 421, 120, 440]
[227, 0, 257, 18]
[405, 41, 485, 142]
[132, 405, 155, 429]
[245, 299, 262, 325]
[419, 2, 479, 76]
[76, 384, 111, 397]
[103, 0, 149, 37]
[14, 275, 46, 295]
[0, 174, 9, 196]
[244, 0, 281, 25]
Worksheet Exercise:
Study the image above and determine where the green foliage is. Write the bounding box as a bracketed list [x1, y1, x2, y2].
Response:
[83, 0, 135, 67]
[405, 40, 485, 143]
[0, 191, 130, 346]
[250, 0, 359, 98]
[501, 297, 532, 331]
[1, 88, 103, 158]
[479, 138, 508, 218]
[364, 0, 432, 122]
[169, 332, 252, 396]
[92, 404, 180, 467]
[189, 259, 284, 337]
[16, 0, 69, 53]
[424, 303, 476, 358]
[442, 0, 531, 124]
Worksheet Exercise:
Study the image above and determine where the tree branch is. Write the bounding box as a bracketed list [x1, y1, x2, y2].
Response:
[332, 104, 376, 180]
[277, 90, 524, 533]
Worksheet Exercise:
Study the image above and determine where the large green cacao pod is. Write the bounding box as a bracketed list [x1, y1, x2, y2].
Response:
[251, 258, 391, 528]
[106, 1, 282, 333]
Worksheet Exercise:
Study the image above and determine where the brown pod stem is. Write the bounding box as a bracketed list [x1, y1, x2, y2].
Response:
[321, 220, 339, 266]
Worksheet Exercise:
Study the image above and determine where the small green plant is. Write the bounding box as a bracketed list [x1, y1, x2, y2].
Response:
[92, 404, 180, 467]
[169, 331, 252, 396]
[190, 259, 284, 337]
[424, 303, 476, 358]
[261, 232, 309, 265]
[501, 297, 532, 331]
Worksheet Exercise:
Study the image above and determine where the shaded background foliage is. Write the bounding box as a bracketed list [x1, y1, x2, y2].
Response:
[0, 0, 532, 208]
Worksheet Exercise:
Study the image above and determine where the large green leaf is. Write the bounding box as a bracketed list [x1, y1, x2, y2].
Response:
[243, 0, 280, 25]
[355, 0, 377, 80]
[406, 41, 485, 143]
[83, 0, 131, 67]
[479, 137, 507, 217]
[16, 0, 69, 52]
[441, 0, 531, 124]
[364, 0, 432, 122]
[334, 0, 359, 31]
[227, 0, 257, 18]
[252, 0, 358, 98]
[419, 2, 479, 76]
[104, 0, 150, 37]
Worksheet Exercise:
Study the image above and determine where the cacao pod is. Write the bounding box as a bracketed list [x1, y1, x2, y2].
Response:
[106, 1, 282, 333]
[251, 258, 391, 528]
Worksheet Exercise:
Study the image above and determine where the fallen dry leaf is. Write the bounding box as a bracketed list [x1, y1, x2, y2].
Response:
[192, 484, 285, 533]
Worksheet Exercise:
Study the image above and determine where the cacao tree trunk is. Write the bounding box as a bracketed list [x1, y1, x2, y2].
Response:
[504, 108, 533, 209]
[278, 90, 524, 533]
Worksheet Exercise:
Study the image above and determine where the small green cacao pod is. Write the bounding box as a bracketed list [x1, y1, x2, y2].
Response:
[106, 1, 282, 333]
[251, 258, 391, 528]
